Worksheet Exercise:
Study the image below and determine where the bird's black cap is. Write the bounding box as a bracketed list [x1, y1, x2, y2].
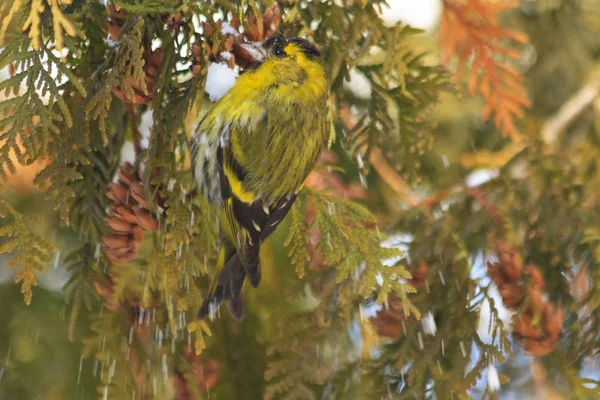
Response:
[264, 36, 321, 59]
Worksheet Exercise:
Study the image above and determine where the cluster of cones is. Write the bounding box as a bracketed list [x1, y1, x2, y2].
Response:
[107, 3, 282, 102]
[368, 240, 564, 358]
[191, 4, 281, 75]
[102, 163, 159, 264]
[97, 162, 220, 394]
[369, 261, 429, 338]
[488, 239, 563, 356]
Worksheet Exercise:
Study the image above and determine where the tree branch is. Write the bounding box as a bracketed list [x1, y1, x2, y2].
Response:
[541, 77, 600, 144]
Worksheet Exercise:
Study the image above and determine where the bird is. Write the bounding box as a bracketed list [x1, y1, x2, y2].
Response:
[190, 36, 329, 321]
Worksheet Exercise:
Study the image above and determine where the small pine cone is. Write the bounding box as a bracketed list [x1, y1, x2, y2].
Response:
[191, 18, 241, 76]
[513, 303, 564, 356]
[525, 264, 545, 290]
[107, 4, 126, 41]
[370, 297, 406, 339]
[143, 48, 163, 97]
[112, 45, 164, 105]
[497, 282, 522, 306]
[494, 239, 523, 281]
[243, 4, 280, 42]
[191, 40, 204, 77]
[487, 240, 563, 355]
[163, 12, 183, 31]
[488, 241, 524, 305]
[409, 261, 429, 289]
[513, 313, 546, 340]
[103, 163, 160, 264]
[542, 303, 564, 341]
[233, 4, 281, 69]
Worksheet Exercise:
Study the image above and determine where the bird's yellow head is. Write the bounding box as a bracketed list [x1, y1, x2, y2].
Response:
[236, 36, 328, 103]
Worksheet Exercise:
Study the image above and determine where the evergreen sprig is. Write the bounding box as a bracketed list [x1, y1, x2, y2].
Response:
[264, 313, 327, 400]
[0, 33, 86, 179]
[2, 1, 597, 398]
[283, 203, 310, 279]
[85, 18, 147, 138]
[32, 98, 89, 224]
[0, 0, 80, 51]
[346, 37, 452, 183]
[62, 245, 101, 340]
[0, 200, 54, 305]
[302, 189, 419, 318]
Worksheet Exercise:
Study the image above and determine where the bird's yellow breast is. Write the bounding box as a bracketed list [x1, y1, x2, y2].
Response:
[193, 44, 329, 206]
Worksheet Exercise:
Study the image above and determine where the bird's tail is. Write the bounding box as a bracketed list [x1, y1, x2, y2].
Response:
[197, 252, 247, 321]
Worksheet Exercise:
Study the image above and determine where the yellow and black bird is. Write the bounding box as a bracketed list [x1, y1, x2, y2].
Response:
[191, 36, 329, 320]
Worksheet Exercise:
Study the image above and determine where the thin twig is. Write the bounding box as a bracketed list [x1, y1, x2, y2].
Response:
[541, 77, 600, 145]
[368, 148, 419, 207]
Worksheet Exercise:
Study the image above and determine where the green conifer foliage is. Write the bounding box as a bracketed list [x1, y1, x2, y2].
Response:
[1, 1, 600, 399]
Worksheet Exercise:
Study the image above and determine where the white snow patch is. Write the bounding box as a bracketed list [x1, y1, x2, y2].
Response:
[205, 63, 238, 102]
[221, 51, 233, 61]
[379, 0, 442, 31]
[466, 168, 499, 187]
[107, 37, 118, 48]
[421, 311, 437, 336]
[375, 272, 384, 286]
[221, 22, 240, 36]
[477, 284, 514, 343]
[487, 364, 501, 392]
[139, 109, 153, 149]
[343, 68, 372, 99]
[120, 142, 136, 164]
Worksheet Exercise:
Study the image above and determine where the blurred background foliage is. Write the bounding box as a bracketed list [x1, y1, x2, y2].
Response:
[1, 0, 600, 399]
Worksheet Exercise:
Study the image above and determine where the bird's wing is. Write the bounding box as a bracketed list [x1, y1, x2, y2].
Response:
[215, 122, 297, 288]
[193, 113, 299, 290]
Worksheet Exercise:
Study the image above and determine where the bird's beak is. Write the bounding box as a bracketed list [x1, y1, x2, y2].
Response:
[239, 41, 267, 62]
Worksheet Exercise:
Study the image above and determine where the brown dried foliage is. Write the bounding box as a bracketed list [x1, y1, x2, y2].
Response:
[102, 163, 159, 264]
[370, 296, 406, 339]
[488, 240, 564, 356]
[440, 0, 531, 140]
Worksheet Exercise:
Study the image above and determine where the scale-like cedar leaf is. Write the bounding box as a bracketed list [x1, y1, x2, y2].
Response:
[86, 19, 147, 138]
[62, 245, 100, 340]
[305, 189, 419, 318]
[0, 34, 86, 179]
[0, 200, 53, 304]
[284, 203, 311, 279]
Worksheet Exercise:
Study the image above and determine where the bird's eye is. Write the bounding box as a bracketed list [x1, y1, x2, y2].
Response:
[274, 49, 286, 58]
